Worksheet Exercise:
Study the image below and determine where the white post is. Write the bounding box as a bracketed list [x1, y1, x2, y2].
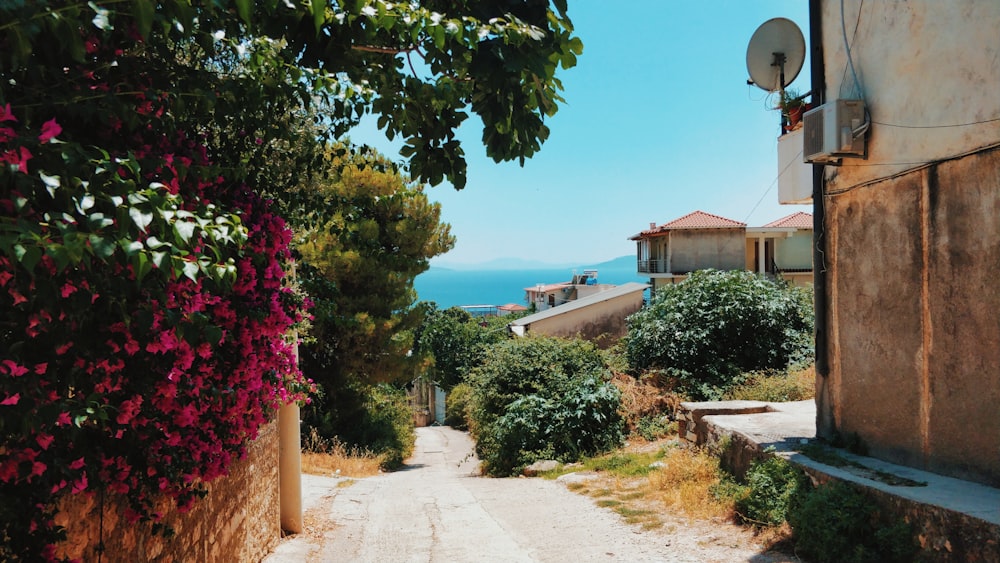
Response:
[279, 263, 303, 534]
[278, 401, 302, 534]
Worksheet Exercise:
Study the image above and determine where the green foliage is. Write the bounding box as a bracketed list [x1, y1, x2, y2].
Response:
[789, 481, 917, 563]
[357, 384, 416, 470]
[469, 337, 625, 476]
[635, 416, 676, 441]
[412, 305, 510, 390]
[624, 270, 815, 400]
[444, 382, 473, 430]
[734, 457, 808, 527]
[582, 450, 665, 478]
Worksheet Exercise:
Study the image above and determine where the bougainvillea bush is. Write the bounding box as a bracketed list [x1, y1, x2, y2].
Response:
[0, 14, 311, 563]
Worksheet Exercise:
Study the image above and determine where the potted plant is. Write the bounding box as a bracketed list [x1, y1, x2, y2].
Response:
[778, 88, 809, 132]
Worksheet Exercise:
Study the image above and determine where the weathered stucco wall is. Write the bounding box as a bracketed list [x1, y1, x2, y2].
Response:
[816, 0, 1000, 487]
[55, 420, 281, 562]
[667, 229, 745, 273]
[818, 147, 1000, 487]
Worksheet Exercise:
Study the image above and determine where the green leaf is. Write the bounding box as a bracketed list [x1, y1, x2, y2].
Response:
[129, 207, 153, 232]
[132, 0, 155, 39]
[312, 0, 325, 34]
[174, 221, 196, 244]
[182, 260, 199, 282]
[89, 234, 117, 259]
[234, 0, 251, 25]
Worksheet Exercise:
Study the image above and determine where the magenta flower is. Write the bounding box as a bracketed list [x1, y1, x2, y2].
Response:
[38, 119, 61, 143]
[0, 103, 15, 122]
[0, 393, 19, 406]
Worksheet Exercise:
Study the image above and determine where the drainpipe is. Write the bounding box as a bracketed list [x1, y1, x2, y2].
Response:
[809, 0, 828, 377]
[279, 264, 302, 534]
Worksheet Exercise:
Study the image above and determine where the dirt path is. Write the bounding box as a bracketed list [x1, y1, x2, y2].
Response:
[263, 427, 799, 563]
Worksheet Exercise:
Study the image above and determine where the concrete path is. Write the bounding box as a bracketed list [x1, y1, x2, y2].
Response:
[263, 426, 791, 563]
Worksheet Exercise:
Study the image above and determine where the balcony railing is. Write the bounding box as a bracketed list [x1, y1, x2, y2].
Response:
[637, 259, 812, 276]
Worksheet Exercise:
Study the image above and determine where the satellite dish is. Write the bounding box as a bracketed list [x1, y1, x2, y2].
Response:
[746, 18, 805, 92]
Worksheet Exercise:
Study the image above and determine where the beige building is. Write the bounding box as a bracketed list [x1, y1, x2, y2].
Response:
[509, 282, 648, 346]
[631, 210, 814, 293]
[799, 1, 1000, 487]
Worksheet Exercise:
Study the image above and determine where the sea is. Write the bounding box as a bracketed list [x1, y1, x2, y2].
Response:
[413, 262, 648, 310]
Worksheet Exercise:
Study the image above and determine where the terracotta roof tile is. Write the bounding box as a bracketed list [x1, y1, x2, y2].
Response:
[632, 210, 745, 239]
[762, 211, 813, 229]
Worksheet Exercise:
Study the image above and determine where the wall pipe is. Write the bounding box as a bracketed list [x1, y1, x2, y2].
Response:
[809, 0, 829, 377]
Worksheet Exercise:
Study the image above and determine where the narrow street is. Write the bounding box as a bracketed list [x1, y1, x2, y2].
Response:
[264, 427, 795, 563]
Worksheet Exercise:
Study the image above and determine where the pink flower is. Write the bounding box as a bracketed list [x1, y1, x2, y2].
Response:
[55, 341, 73, 355]
[9, 288, 28, 305]
[69, 457, 85, 470]
[56, 412, 71, 426]
[2, 146, 32, 174]
[71, 473, 88, 493]
[60, 281, 77, 298]
[0, 393, 19, 406]
[1, 360, 28, 376]
[35, 434, 54, 450]
[38, 118, 61, 143]
[0, 103, 15, 122]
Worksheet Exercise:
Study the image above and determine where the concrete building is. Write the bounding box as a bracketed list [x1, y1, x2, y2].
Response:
[799, 1, 1000, 487]
[631, 210, 814, 293]
[509, 282, 648, 346]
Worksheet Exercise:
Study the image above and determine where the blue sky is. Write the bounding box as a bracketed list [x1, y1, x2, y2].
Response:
[352, 1, 812, 265]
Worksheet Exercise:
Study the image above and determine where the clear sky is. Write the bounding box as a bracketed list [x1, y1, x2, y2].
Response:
[352, 1, 812, 266]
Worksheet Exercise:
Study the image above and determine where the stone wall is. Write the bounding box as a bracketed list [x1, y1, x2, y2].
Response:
[54, 420, 280, 562]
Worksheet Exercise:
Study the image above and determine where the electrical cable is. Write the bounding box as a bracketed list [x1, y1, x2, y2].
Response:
[744, 147, 805, 222]
[871, 116, 1000, 129]
[840, 0, 865, 99]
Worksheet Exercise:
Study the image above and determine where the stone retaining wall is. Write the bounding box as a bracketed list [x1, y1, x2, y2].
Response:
[54, 420, 280, 562]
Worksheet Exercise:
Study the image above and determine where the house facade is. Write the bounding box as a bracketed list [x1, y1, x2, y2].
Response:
[631, 210, 813, 293]
[509, 282, 648, 347]
[803, 1, 1000, 486]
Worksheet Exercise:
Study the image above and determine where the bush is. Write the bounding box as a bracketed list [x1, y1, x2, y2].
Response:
[357, 384, 416, 470]
[789, 480, 916, 563]
[624, 270, 814, 400]
[469, 337, 625, 476]
[734, 457, 808, 527]
[723, 366, 816, 402]
[445, 382, 473, 430]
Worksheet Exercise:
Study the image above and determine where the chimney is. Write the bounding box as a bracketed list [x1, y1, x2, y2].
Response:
[649, 222, 656, 229]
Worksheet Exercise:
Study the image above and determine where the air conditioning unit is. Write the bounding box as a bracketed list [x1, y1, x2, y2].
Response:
[803, 99, 867, 164]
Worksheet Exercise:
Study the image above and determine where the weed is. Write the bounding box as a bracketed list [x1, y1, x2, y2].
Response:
[582, 450, 664, 478]
[723, 366, 816, 402]
[789, 480, 917, 563]
[733, 457, 808, 527]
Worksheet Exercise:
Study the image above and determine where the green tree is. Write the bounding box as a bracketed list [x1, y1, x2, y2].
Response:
[412, 305, 512, 390]
[295, 146, 453, 453]
[469, 336, 624, 476]
[624, 269, 814, 400]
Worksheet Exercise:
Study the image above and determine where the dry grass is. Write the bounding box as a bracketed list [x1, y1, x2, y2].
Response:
[612, 372, 686, 434]
[300, 427, 384, 478]
[723, 365, 816, 403]
[647, 446, 734, 521]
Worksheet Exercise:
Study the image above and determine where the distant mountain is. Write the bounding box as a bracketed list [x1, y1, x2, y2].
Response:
[432, 254, 633, 272]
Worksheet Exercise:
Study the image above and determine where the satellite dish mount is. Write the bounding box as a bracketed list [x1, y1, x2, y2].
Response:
[746, 18, 806, 132]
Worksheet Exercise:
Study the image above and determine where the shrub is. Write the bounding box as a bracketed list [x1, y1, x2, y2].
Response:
[723, 365, 816, 402]
[624, 270, 814, 400]
[788, 480, 916, 563]
[734, 457, 808, 527]
[445, 382, 473, 430]
[356, 384, 416, 470]
[469, 337, 625, 476]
